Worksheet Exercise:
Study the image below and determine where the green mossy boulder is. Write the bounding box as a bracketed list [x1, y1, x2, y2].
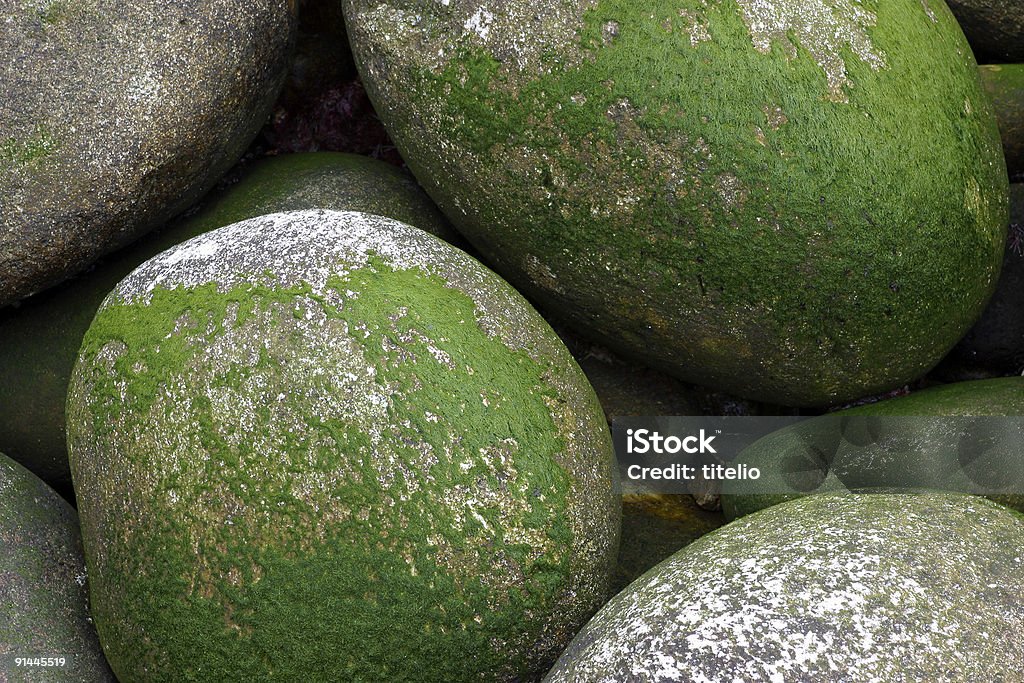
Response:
[66, 210, 619, 682]
[943, 184, 1024, 375]
[0, 0, 298, 306]
[546, 493, 1024, 682]
[344, 0, 1008, 407]
[0, 152, 455, 497]
[721, 377, 1024, 519]
[979, 64, 1024, 180]
[0, 452, 115, 682]
[948, 0, 1024, 62]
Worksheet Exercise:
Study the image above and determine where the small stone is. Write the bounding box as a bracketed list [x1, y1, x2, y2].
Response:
[546, 493, 1024, 682]
[67, 210, 619, 682]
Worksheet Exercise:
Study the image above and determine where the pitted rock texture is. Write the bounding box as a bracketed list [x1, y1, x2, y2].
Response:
[0, 452, 115, 682]
[947, 0, 1024, 61]
[545, 493, 1024, 683]
[722, 377, 1024, 519]
[0, 152, 455, 499]
[66, 209, 619, 682]
[343, 0, 1008, 407]
[0, 0, 297, 306]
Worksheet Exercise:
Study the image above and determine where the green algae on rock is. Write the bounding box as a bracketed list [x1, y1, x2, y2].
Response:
[947, 0, 1024, 62]
[721, 377, 1024, 519]
[0, 452, 115, 682]
[0, 0, 297, 306]
[344, 0, 1009, 407]
[66, 210, 619, 682]
[979, 65, 1024, 180]
[942, 184, 1024, 376]
[545, 492, 1024, 682]
[0, 152, 455, 498]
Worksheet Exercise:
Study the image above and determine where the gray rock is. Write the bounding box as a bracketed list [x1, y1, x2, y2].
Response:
[0, 0, 298, 306]
[0, 451, 115, 682]
[947, 0, 1024, 61]
[546, 493, 1024, 682]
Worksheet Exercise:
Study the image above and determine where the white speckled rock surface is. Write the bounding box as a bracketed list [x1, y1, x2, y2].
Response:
[545, 493, 1024, 682]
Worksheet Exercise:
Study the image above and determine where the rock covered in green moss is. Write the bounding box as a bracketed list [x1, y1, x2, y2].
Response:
[0, 152, 455, 497]
[66, 210, 619, 682]
[979, 65, 1024, 180]
[948, 0, 1024, 61]
[942, 184, 1024, 375]
[0, 452, 115, 682]
[546, 493, 1024, 682]
[0, 0, 297, 306]
[722, 377, 1024, 519]
[343, 0, 1008, 407]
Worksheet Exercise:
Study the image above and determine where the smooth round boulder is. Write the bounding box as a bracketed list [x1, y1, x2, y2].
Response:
[947, 0, 1024, 61]
[343, 0, 1008, 407]
[546, 493, 1024, 682]
[979, 65, 1024, 180]
[0, 451, 115, 682]
[0, 0, 297, 306]
[66, 210, 619, 682]
[721, 377, 1024, 519]
[0, 152, 455, 498]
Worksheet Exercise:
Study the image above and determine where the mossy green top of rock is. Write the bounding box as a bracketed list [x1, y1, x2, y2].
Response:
[979, 64, 1024, 180]
[947, 0, 1024, 61]
[344, 0, 1008, 407]
[722, 377, 1024, 519]
[0, 451, 115, 682]
[546, 492, 1024, 682]
[0, 0, 298, 306]
[67, 210, 619, 682]
[0, 152, 455, 497]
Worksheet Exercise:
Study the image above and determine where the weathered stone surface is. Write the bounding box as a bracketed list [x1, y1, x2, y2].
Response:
[67, 210, 619, 682]
[979, 65, 1024, 180]
[343, 0, 1008, 407]
[0, 0, 298, 306]
[546, 493, 1024, 682]
[722, 377, 1024, 519]
[0, 451, 115, 682]
[948, 0, 1024, 61]
[0, 152, 454, 497]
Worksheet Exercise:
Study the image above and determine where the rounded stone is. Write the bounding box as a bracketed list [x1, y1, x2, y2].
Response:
[979, 65, 1024, 181]
[0, 451, 115, 681]
[546, 493, 1024, 682]
[0, 152, 455, 497]
[0, 0, 298, 306]
[343, 0, 1008, 407]
[947, 0, 1024, 61]
[66, 210, 619, 682]
[721, 377, 1024, 519]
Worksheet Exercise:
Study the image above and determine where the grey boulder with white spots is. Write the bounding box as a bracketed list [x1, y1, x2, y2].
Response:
[0, 0, 297, 306]
[545, 493, 1024, 682]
